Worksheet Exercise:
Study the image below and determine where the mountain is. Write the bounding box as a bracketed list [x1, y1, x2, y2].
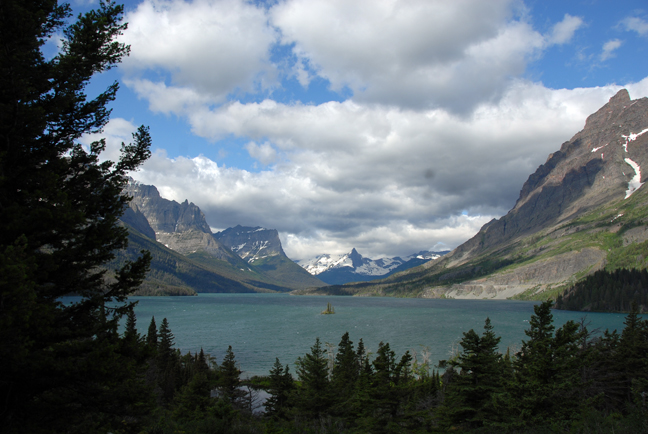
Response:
[297, 89, 648, 299]
[298, 248, 448, 285]
[215, 226, 326, 289]
[120, 181, 325, 294]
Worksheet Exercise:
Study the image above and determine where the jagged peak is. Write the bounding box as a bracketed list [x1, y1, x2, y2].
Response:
[584, 88, 632, 130]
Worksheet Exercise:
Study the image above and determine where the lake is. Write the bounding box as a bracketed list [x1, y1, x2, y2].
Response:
[125, 293, 632, 378]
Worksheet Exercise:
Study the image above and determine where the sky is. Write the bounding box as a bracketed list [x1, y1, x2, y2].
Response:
[68, 0, 648, 261]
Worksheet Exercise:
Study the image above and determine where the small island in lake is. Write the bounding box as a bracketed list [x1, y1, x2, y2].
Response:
[321, 302, 335, 315]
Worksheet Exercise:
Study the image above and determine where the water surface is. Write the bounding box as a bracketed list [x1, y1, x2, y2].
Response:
[125, 294, 631, 377]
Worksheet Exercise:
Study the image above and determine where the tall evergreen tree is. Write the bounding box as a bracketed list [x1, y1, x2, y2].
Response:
[503, 301, 587, 429]
[439, 318, 505, 429]
[331, 331, 358, 416]
[219, 345, 243, 407]
[0, 1, 152, 432]
[265, 358, 295, 420]
[147, 316, 158, 349]
[615, 302, 648, 406]
[295, 337, 332, 419]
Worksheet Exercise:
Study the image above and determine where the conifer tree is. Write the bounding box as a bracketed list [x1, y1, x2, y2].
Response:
[440, 317, 506, 429]
[503, 301, 587, 429]
[219, 345, 243, 407]
[295, 337, 332, 419]
[147, 316, 158, 349]
[265, 358, 295, 420]
[0, 1, 152, 431]
[331, 331, 358, 415]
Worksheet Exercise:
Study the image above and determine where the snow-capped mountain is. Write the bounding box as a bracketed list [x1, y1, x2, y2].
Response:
[298, 248, 448, 285]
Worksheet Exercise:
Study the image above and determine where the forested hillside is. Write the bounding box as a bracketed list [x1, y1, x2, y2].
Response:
[556, 268, 648, 312]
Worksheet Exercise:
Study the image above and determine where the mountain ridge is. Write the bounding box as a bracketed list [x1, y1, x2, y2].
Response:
[295, 89, 648, 299]
[121, 181, 325, 294]
[298, 249, 447, 285]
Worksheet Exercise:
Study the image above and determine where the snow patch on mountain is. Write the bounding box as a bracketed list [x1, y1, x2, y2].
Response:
[624, 158, 644, 199]
[298, 249, 445, 277]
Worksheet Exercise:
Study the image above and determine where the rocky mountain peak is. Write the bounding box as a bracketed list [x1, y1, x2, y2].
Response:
[445, 89, 648, 268]
[349, 248, 364, 268]
[214, 225, 285, 263]
[125, 181, 212, 235]
[584, 89, 631, 131]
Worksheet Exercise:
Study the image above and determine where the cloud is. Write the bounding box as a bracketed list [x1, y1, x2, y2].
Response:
[601, 39, 623, 61]
[120, 0, 591, 116]
[621, 16, 648, 36]
[271, 0, 548, 113]
[245, 141, 278, 166]
[547, 14, 584, 45]
[79, 117, 141, 164]
[129, 83, 637, 260]
[120, 0, 278, 101]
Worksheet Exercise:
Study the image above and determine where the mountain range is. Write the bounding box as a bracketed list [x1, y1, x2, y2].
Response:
[298, 249, 448, 285]
[297, 89, 648, 300]
[118, 181, 325, 295]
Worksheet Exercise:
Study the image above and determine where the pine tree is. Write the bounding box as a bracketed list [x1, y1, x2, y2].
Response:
[439, 318, 505, 430]
[0, 1, 152, 432]
[331, 331, 358, 417]
[503, 301, 587, 429]
[295, 337, 332, 419]
[219, 345, 243, 407]
[147, 316, 158, 349]
[265, 358, 295, 420]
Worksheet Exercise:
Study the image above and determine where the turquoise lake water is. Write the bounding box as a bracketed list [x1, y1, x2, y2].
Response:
[123, 293, 632, 378]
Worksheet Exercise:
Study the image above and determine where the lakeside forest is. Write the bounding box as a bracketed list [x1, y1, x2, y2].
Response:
[68, 300, 648, 434]
[1, 1, 648, 433]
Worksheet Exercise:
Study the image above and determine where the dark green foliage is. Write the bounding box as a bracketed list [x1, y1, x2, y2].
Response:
[0, 0, 154, 432]
[294, 337, 332, 419]
[147, 315, 159, 348]
[438, 318, 505, 430]
[265, 358, 295, 420]
[556, 268, 648, 312]
[330, 332, 358, 411]
[219, 345, 244, 406]
[500, 301, 589, 430]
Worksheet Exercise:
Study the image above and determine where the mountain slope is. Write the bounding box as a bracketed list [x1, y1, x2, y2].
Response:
[298, 89, 648, 299]
[215, 226, 326, 289]
[122, 182, 323, 292]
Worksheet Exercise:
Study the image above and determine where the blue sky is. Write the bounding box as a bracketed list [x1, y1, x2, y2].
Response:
[70, 0, 648, 260]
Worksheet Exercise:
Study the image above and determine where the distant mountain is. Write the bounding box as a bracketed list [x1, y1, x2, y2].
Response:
[297, 89, 648, 300]
[297, 248, 448, 285]
[215, 225, 326, 289]
[121, 181, 325, 294]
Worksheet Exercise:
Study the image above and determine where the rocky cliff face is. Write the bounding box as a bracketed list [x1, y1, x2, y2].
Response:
[215, 225, 326, 288]
[214, 226, 285, 263]
[122, 181, 325, 291]
[124, 180, 236, 261]
[447, 89, 648, 268]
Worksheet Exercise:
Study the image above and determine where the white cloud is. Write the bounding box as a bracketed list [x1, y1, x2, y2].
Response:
[245, 141, 278, 166]
[121, 0, 278, 101]
[547, 14, 584, 45]
[601, 39, 623, 61]
[621, 16, 648, 36]
[79, 117, 140, 164]
[271, 0, 547, 112]
[129, 83, 640, 260]
[125, 78, 215, 114]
